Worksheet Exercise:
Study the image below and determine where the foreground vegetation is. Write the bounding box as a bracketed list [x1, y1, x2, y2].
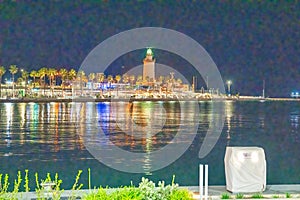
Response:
[0, 169, 193, 200]
[82, 177, 193, 200]
[221, 192, 297, 199]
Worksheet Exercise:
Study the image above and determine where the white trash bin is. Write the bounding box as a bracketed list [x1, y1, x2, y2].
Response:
[224, 146, 266, 193]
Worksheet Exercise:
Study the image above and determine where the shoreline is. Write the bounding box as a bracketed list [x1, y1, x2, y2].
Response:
[0, 96, 299, 103]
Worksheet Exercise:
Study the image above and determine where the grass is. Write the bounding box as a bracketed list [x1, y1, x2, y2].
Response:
[251, 193, 264, 199]
[221, 192, 231, 199]
[235, 193, 244, 199]
[286, 192, 292, 198]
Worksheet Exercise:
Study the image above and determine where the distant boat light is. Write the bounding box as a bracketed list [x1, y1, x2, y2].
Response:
[291, 91, 300, 98]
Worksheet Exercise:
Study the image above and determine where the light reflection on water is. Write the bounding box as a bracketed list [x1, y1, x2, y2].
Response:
[0, 101, 299, 189]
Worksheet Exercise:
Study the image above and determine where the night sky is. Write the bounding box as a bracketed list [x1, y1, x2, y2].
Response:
[0, 1, 299, 97]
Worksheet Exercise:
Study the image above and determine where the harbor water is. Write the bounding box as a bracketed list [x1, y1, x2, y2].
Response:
[0, 100, 299, 190]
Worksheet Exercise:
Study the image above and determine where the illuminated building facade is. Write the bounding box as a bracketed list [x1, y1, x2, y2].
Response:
[143, 48, 155, 82]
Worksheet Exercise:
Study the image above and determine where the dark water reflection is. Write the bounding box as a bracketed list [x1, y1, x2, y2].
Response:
[0, 101, 299, 190]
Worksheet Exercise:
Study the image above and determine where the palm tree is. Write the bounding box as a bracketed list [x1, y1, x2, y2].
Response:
[96, 73, 105, 96]
[115, 75, 121, 96]
[21, 69, 29, 97]
[130, 75, 135, 87]
[176, 78, 182, 85]
[107, 75, 114, 96]
[158, 75, 164, 84]
[107, 75, 114, 84]
[30, 70, 38, 89]
[59, 68, 68, 96]
[47, 68, 57, 97]
[0, 66, 6, 98]
[9, 65, 18, 98]
[136, 75, 143, 86]
[38, 67, 47, 95]
[96, 73, 105, 84]
[77, 70, 86, 96]
[115, 75, 121, 83]
[88, 73, 95, 95]
[68, 69, 77, 97]
[17, 77, 24, 86]
[122, 73, 129, 84]
[68, 69, 77, 82]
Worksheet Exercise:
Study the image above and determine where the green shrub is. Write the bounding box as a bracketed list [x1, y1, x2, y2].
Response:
[138, 177, 179, 200]
[251, 193, 264, 199]
[286, 192, 292, 198]
[221, 192, 231, 199]
[82, 188, 109, 200]
[0, 172, 194, 200]
[83, 177, 193, 200]
[109, 187, 143, 200]
[35, 172, 63, 200]
[235, 193, 244, 199]
[138, 177, 156, 199]
[169, 188, 193, 200]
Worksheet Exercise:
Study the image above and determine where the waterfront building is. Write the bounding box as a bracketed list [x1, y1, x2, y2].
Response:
[143, 48, 155, 82]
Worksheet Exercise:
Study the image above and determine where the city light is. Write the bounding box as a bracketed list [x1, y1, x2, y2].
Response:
[227, 80, 232, 96]
[291, 91, 300, 98]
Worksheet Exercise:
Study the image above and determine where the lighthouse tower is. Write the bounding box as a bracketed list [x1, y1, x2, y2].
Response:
[143, 48, 155, 82]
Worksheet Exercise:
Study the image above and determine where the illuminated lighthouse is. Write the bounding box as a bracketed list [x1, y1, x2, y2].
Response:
[143, 48, 155, 82]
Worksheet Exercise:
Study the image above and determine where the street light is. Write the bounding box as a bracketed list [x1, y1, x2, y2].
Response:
[227, 80, 232, 96]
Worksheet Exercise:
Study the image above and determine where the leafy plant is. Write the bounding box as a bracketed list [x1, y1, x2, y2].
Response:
[286, 192, 292, 198]
[272, 194, 280, 198]
[0, 174, 12, 200]
[13, 170, 22, 193]
[82, 187, 109, 200]
[71, 170, 83, 191]
[251, 193, 264, 199]
[88, 168, 91, 190]
[35, 172, 40, 191]
[0, 172, 195, 200]
[169, 188, 193, 200]
[68, 170, 83, 200]
[24, 169, 30, 192]
[138, 177, 157, 200]
[0, 173, 9, 194]
[83, 176, 193, 200]
[235, 193, 244, 199]
[35, 172, 63, 200]
[221, 192, 231, 199]
[52, 173, 63, 200]
[109, 186, 143, 200]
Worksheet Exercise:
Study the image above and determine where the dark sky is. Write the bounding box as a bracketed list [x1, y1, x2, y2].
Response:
[0, 0, 299, 97]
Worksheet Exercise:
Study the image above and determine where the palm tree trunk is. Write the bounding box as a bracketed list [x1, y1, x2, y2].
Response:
[0, 77, 2, 98]
[24, 78, 27, 97]
[61, 80, 64, 97]
[43, 76, 46, 96]
[12, 75, 15, 98]
[50, 77, 53, 97]
[33, 77, 36, 89]
[80, 77, 83, 96]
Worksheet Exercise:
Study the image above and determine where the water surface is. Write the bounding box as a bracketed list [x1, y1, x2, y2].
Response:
[0, 101, 299, 189]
